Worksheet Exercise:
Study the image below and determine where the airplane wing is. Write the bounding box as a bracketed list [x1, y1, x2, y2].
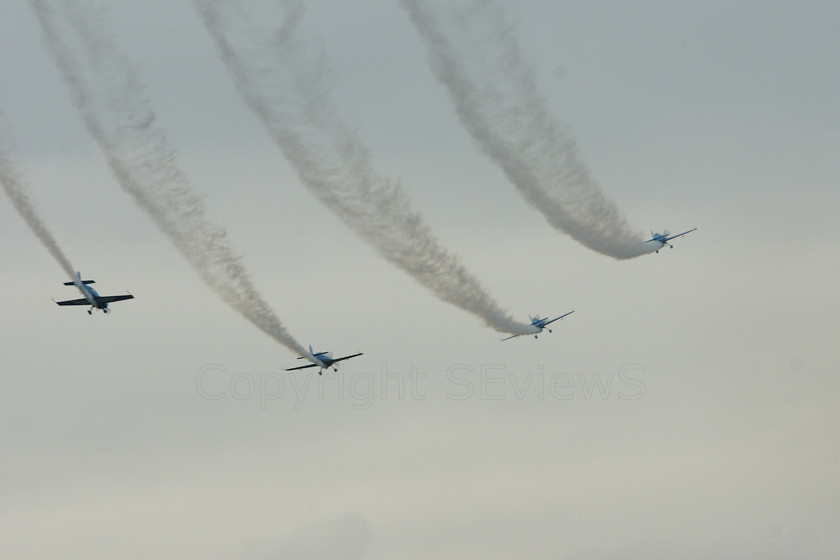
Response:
[96, 294, 135, 304]
[55, 298, 90, 306]
[285, 363, 320, 371]
[500, 333, 522, 341]
[542, 309, 575, 326]
[331, 352, 363, 364]
[663, 228, 697, 242]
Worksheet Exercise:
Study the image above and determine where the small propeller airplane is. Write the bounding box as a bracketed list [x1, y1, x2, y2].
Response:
[54, 271, 134, 314]
[285, 345, 364, 375]
[645, 227, 697, 253]
[501, 310, 575, 341]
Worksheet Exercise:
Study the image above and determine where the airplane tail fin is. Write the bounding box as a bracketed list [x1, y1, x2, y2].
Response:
[295, 345, 315, 360]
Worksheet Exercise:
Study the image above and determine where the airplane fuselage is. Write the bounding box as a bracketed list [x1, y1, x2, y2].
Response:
[531, 318, 550, 331]
[76, 282, 107, 310]
[649, 233, 671, 246]
[78, 284, 96, 307]
[305, 347, 335, 371]
[71, 274, 111, 313]
[651, 236, 675, 253]
[311, 355, 329, 369]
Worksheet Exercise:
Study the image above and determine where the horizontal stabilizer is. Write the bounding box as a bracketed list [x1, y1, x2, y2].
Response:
[64, 280, 95, 286]
[299, 351, 329, 359]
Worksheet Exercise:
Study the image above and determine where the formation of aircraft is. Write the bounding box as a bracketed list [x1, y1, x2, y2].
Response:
[285, 345, 364, 375]
[645, 227, 698, 253]
[501, 310, 575, 341]
[54, 271, 134, 315]
[48, 224, 696, 371]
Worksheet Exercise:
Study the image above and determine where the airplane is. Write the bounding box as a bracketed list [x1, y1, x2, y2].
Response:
[285, 345, 363, 375]
[501, 310, 575, 341]
[54, 271, 134, 314]
[645, 227, 697, 253]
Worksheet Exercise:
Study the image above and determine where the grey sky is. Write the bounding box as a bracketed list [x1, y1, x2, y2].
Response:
[1, 1, 838, 558]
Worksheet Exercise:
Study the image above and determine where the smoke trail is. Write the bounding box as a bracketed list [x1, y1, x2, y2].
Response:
[195, 0, 535, 335]
[30, 0, 307, 355]
[401, 0, 654, 259]
[0, 122, 76, 279]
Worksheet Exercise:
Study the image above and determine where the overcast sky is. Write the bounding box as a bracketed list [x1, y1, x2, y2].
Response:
[1, 1, 839, 558]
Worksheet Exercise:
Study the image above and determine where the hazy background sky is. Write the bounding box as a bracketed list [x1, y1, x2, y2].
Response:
[1, 1, 838, 558]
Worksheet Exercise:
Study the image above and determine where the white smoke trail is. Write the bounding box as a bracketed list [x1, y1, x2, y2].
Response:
[195, 0, 535, 336]
[0, 122, 76, 280]
[401, 0, 655, 259]
[30, 0, 307, 355]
